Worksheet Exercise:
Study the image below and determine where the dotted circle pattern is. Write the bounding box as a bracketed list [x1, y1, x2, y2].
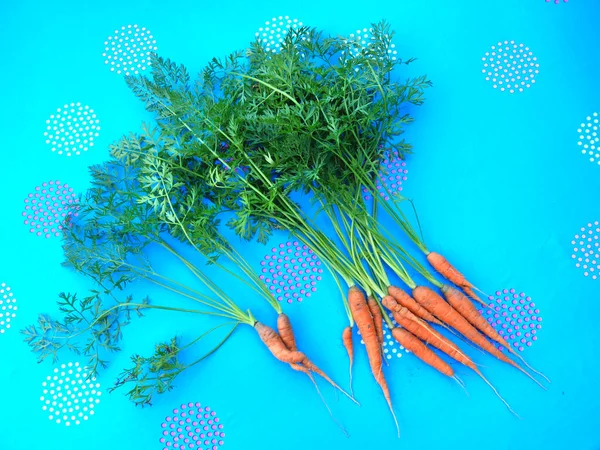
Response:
[577, 112, 599, 164]
[358, 312, 409, 360]
[44, 103, 100, 156]
[103, 24, 157, 75]
[22, 181, 79, 238]
[0, 283, 17, 335]
[343, 28, 398, 63]
[571, 221, 600, 279]
[260, 241, 323, 303]
[479, 288, 542, 352]
[40, 362, 101, 426]
[363, 150, 408, 201]
[160, 402, 225, 450]
[481, 41, 539, 93]
[255, 16, 303, 53]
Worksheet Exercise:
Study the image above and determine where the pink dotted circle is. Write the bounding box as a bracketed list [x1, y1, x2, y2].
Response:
[160, 402, 225, 450]
[478, 288, 542, 352]
[571, 221, 600, 279]
[22, 180, 79, 238]
[260, 241, 323, 303]
[481, 40, 540, 93]
[546, 0, 567, 3]
[363, 150, 408, 201]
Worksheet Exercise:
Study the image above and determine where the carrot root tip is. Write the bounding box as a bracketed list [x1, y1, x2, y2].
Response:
[475, 368, 520, 418]
[303, 370, 349, 436]
[510, 351, 551, 384]
[453, 375, 469, 397]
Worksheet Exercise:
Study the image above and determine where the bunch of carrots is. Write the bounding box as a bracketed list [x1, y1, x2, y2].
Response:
[24, 21, 548, 437]
[120, 22, 549, 433]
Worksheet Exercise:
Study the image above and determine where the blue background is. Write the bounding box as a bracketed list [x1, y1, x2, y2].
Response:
[1, 0, 599, 449]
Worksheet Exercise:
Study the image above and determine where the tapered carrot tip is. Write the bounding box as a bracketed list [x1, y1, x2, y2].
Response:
[342, 326, 354, 397]
[463, 286, 487, 306]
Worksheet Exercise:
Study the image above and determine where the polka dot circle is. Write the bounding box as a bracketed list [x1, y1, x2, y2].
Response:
[260, 241, 323, 303]
[342, 27, 398, 65]
[255, 16, 303, 53]
[44, 103, 100, 156]
[358, 312, 409, 360]
[478, 288, 542, 352]
[571, 221, 600, 279]
[160, 402, 225, 450]
[0, 282, 17, 335]
[363, 149, 408, 201]
[22, 180, 79, 239]
[40, 362, 101, 426]
[103, 24, 157, 76]
[577, 112, 600, 164]
[481, 41, 539, 93]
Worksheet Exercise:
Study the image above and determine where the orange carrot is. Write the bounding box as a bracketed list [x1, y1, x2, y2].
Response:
[382, 296, 473, 368]
[255, 322, 306, 364]
[342, 326, 354, 395]
[412, 286, 545, 389]
[388, 285, 442, 325]
[442, 285, 550, 383]
[277, 313, 359, 403]
[427, 252, 486, 306]
[391, 327, 454, 377]
[277, 313, 298, 351]
[368, 296, 384, 345]
[383, 295, 520, 415]
[388, 285, 483, 353]
[349, 286, 399, 436]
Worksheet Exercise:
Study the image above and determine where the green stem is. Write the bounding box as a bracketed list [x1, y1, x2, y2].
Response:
[184, 322, 240, 369]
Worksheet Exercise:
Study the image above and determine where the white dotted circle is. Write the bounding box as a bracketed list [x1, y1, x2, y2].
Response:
[481, 41, 539, 93]
[40, 362, 102, 426]
[44, 103, 100, 156]
[0, 283, 17, 335]
[345, 28, 397, 61]
[255, 16, 303, 53]
[103, 24, 157, 76]
[358, 312, 409, 360]
[571, 221, 600, 279]
[577, 112, 600, 164]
